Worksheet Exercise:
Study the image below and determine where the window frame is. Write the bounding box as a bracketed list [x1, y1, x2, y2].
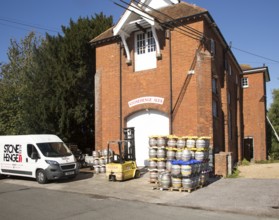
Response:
[212, 78, 218, 94]
[241, 77, 249, 88]
[212, 99, 218, 118]
[134, 29, 157, 72]
[135, 30, 156, 55]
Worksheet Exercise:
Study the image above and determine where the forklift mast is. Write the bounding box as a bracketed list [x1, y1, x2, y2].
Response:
[123, 127, 136, 161]
[107, 127, 136, 164]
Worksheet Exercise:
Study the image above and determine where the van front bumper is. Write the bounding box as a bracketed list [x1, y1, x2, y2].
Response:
[45, 163, 79, 180]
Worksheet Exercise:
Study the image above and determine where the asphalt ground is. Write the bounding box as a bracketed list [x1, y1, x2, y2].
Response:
[1, 168, 279, 218]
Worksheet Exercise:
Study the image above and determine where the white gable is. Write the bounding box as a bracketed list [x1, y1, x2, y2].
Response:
[113, 0, 180, 64]
[139, 0, 180, 11]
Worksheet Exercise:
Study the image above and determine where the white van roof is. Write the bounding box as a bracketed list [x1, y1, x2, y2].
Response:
[0, 135, 63, 144]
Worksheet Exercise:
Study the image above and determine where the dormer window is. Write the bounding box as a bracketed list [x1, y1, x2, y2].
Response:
[147, 31, 156, 53]
[136, 31, 156, 55]
[135, 29, 157, 71]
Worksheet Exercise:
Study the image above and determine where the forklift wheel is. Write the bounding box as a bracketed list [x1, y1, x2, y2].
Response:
[109, 175, 116, 182]
[135, 170, 141, 178]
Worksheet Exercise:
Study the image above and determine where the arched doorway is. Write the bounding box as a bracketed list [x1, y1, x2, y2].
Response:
[127, 109, 169, 166]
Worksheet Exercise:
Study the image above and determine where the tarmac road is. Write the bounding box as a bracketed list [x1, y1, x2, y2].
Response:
[0, 181, 277, 220]
[0, 169, 279, 218]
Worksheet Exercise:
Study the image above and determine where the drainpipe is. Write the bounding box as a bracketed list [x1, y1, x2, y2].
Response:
[120, 43, 123, 140]
[169, 29, 173, 134]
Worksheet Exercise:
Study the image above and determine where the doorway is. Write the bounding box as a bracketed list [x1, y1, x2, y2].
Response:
[243, 137, 254, 161]
[127, 109, 169, 166]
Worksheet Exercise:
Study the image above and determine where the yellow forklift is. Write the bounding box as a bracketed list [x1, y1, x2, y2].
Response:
[106, 128, 140, 181]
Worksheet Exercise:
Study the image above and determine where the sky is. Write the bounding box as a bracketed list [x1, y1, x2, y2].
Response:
[0, 0, 278, 107]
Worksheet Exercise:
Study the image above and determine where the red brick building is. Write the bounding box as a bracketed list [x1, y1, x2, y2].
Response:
[90, 0, 270, 172]
[241, 66, 270, 162]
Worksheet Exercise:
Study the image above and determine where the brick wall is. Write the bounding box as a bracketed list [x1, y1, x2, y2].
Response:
[94, 18, 244, 165]
[242, 72, 267, 161]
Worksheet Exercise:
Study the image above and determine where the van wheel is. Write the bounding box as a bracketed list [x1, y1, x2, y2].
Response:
[0, 174, 7, 179]
[36, 170, 48, 184]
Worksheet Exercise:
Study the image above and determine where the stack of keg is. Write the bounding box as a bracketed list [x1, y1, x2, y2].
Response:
[85, 149, 113, 174]
[149, 135, 211, 191]
[148, 136, 167, 183]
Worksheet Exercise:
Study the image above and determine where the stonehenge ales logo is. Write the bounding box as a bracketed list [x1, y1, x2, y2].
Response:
[3, 144, 22, 162]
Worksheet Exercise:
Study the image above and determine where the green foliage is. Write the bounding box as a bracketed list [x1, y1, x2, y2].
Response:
[255, 160, 279, 164]
[227, 168, 240, 178]
[241, 159, 250, 166]
[0, 32, 41, 134]
[0, 13, 113, 150]
[267, 89, 279, 160]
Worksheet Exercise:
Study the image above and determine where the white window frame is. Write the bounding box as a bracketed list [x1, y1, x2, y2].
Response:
[134, 29, 157, 72]
[241, 77, 249, 88]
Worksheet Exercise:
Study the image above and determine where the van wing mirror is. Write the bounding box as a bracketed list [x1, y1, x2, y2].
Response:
[31, 152, 40, 160]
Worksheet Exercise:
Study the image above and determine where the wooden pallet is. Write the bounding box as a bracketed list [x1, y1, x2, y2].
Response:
[152, 186, 171, 191]
[152, 184, 205, 193]
[149, 180, 159, 184]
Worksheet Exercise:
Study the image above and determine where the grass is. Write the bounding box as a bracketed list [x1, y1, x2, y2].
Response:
[255, 160, 279, 164]
[227, 168, 240, 178]
[241, 159, 250, 166]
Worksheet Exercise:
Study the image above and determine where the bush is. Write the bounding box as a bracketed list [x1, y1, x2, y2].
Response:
[241, 159, 250, 166]
[270, 151, 279, 160]
[227, 168, 240, 178]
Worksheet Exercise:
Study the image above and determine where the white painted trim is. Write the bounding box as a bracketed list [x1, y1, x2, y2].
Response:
[151, 26, 161, 57]
[119, 31, 131, 63]
[242, 68, 267, 74]
[113, 10, 132, 36]
[114, 3, 154, 36]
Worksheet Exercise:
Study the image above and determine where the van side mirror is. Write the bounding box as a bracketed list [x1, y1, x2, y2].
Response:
[31, 152, 40, 160]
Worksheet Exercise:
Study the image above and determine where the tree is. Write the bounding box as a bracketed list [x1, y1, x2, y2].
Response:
[0, 32, 42, 134]
[33, 13, 113, 149]
[0, 13, 113, 151]
[267, 89, 279, 160]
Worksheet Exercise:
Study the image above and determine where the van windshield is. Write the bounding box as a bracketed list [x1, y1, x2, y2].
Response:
[37, 142, 72, 157]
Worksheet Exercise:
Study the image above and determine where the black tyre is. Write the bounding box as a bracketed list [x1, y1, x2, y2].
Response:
[109, 175, 116, 182]
[135, 170, 141, 178]
[36, 169, 48, 184]
[68, 175, 77, 180]
[0, 174, 7, 180]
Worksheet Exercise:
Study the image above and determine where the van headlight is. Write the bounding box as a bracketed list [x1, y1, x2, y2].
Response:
[45, 160, 59, 165]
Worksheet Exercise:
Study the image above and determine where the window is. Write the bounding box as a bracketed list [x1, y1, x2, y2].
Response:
[212, 78, 218, 94]
[228, 110, 232, 140]
[136, 30, 156, 55]
[241, 77, 249, 88]
[228, 64, 232, 76]
[147, 31, 156, 53]
[224, 59, 228, 70]
[235, 75, 239, 85]
[136, 33, 145, 55]
[213, 100, 218, 117]
[135, 30, 157, 71]
[210, 39, 216, 56]
[27, 144, 40, 159]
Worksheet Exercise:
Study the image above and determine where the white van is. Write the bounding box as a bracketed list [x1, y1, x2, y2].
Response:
[0, 134, 79, 184]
